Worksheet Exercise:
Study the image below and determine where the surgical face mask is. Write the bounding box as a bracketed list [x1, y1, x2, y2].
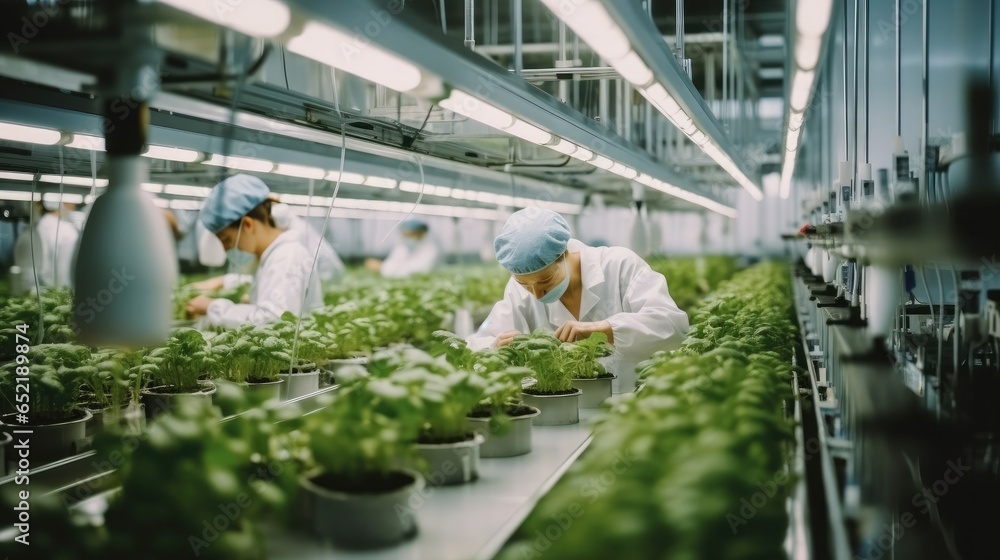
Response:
[538, 260, 570, 304]
[403, 237, 420, 250]
[226, 221, 256, 271]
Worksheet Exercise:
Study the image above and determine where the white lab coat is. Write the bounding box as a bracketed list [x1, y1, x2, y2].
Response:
[381, 237, 442, 279]
[12, 213, 80, 292]
[286, 215, 345, 284]
[206, 230, 323, 328]
[467, 239, 690, 393]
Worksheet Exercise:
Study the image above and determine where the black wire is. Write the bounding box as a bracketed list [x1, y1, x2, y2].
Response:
[402, 105, 436, 149]
[280, 46, 290, 90]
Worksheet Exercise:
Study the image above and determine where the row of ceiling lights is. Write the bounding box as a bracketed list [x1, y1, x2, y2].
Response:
[157, 0, 739, 218]
[0, 121, 583, 216]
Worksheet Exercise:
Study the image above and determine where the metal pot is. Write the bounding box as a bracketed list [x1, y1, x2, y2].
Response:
[466, 406, 540, 458]
[141, 381, 217, 420]
[298, 469, 423, 549]
[521, 389, 582, 425]
[571, 375, 616, 408]
[0, 409, 92, 465]
[278, 367, 320, 400]
[243, 379, 283, 405]
[414, 432, 485, 486]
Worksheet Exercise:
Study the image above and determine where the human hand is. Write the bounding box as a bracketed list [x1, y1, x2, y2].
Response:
[364, 258, 382, 272]
[185, 295, 214, 317]
[554, 320, 614, 344]
[493, 330, 521, 349]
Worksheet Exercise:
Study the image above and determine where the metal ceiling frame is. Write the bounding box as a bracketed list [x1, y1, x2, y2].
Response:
[283, 0, 730, 210]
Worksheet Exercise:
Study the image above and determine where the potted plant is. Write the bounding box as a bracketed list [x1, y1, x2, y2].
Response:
[141, 328, 216, 419]
[94, 385, 295, 560]
[81, 348, 146, 435]
[564, 332, 616, 408]
[296, 374, 426, 549]
[500, 331, 582, 425]
[273, 313, 341, 392]
[210, 325, 288, 404]
[0, 343, 94, 463]
[368, 345, 487, 485]
[429, 331, 539, 458]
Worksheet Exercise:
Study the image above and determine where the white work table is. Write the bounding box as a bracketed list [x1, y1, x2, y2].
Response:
[266, 408, 602, 560]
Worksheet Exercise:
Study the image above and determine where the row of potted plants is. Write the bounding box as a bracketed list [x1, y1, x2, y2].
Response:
[495, 262, 799, 560]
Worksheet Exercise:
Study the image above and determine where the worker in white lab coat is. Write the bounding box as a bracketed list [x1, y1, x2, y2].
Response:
[185, 175, 323, 328]
[193, 202, 345, 293]
[12, 200, 80, 293]
[366, 219, 441, 278]
[467, 207, 690, 393]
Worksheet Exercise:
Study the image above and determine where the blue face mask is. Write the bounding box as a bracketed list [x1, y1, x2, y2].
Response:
[226, 221, 256, 271]
[403, 237, 420, 251]
[538, 260, 570, 304]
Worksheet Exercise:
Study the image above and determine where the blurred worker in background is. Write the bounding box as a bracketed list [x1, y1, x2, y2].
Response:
[12, 199, 80, 293]
[185, 175, 323, 327]
[192, 199, 345, 295]
[366, 218, 441, 278]
[467, 207, 689, 392]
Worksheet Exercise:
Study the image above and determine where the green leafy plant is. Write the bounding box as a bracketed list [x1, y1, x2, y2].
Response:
[144, 328, 213, 393]
[559, 332, 613, 379]
[210, 325, 292, 384]
[497, 262, 796, 560]
[0, 343, 93, 423]
[93, 384, 299, 559]
[500, 331, 572, 394]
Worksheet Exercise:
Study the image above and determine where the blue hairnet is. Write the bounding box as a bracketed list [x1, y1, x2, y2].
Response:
[199, 174, 271, 233]
[494, 208, 570, 274]
[401, 219, 428, 233]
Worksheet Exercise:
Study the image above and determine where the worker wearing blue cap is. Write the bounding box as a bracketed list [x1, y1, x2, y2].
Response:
[365, 218, 442, 278]
[185, 174, 323, 327]
[468, 207, 689, 393]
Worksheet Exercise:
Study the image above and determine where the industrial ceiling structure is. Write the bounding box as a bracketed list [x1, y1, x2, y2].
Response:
[0, 0, 790, 220]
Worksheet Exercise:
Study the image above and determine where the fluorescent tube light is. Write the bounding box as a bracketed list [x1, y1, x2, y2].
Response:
[66, 134, 105, 151]
[287, 21, 425, 93]
[505, 120, 552, 145]
[796, 0, 834, 36]
[203, 154, 274, 173]
[41, 192, 84, 204]
[570, 147, 594, 161]
[363, 176, 398, 189]
[142, 144, 201, 163]
[141, 183, 163, 193]
[167, 198, 203, 211]
[162, 184, 211, 197]
[158, 0, 290, 38]
[325, 170, 367, 184]
[546, 138, 579, 156]
[273, 163, 326, 179]
[440, 90, 515, 129]
[612, 51, 654, 87]
[540, 0, 630, 61]
[39, 175, 109, 187]
[0, 122, 62, 145]
[0, 190, 37, 201]
[589, 155, 613, 170]
[0, 171, 34, 182]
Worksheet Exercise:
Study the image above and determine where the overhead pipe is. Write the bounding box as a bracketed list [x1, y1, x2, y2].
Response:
[512, 0, 523, 75]
[465, 0, 475, 49]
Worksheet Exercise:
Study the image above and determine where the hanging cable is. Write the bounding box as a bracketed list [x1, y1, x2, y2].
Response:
[381, 156, 427, 245]
[864, 0, 870, 163]
[843, 0, 850, 161]
[950, 265, 960, 411]
[919, 266, 937, 330]
[53, 145, 65, 288]
[290, 124, 349, 369]
[934, 265, 946, 389]
[29, 175, 43, 345]
[852, 0, 860, 193]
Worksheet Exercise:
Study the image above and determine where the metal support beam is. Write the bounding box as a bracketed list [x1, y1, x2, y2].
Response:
[676, 0, 685, 61]
[512, 0, 523, 75]
[599, 78, 610, 128]
[464, 0, 475, 49]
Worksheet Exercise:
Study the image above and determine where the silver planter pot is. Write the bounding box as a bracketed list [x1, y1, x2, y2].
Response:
[466, 406, 540, 458]
[243, 379, 284, 405]
[141, 381, 217, 420]
[279, 366, 320, 400]
[0, 410, 92, 464]
[521, 389, 582, 425]
[571, 375, 617, 408]
[414, 432, 486, 486]
[83, 403, 145, 436]
[298, 469, 423, 549]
